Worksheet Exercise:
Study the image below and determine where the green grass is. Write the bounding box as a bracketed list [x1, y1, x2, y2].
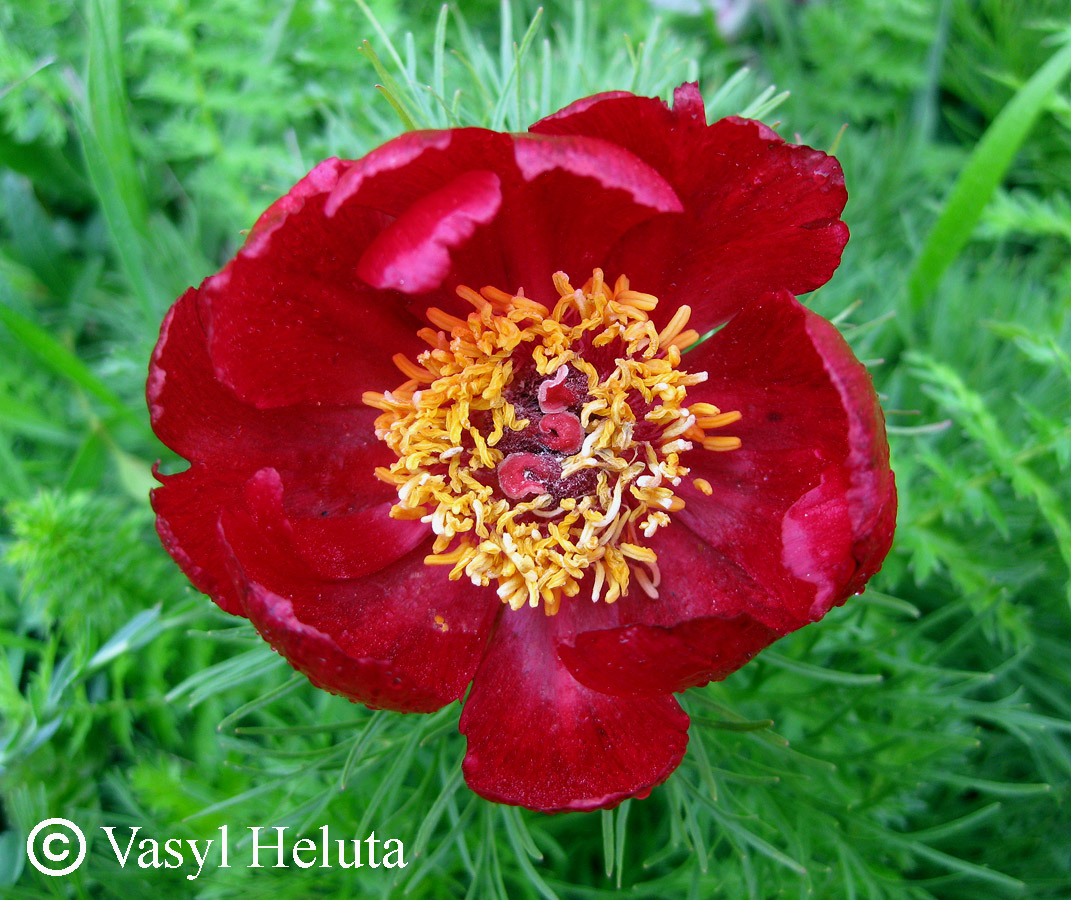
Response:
[2, 0, 1070, 897]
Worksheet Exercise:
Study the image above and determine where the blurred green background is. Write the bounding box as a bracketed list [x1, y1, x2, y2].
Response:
[2, 0, 1070, 896]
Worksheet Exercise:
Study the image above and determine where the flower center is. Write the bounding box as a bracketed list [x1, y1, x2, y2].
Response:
[362, 269, 740, 615]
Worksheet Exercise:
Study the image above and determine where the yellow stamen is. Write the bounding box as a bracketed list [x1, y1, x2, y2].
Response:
[417, 327, 449, 349]
[668, 329, 700, 349]
[701, 435, 743, 452]
[426, 307, 469, 332]
[363, 269, 742, 614]
[392, 353, 434, 383]
[657, 305, 692, 346]
[695, 410, 743, 429]
[689, 402, 722, 416]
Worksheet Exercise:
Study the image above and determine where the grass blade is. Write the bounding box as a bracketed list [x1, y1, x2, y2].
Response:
[0, 302, 140, 426]
[907, 34, 1071, 312]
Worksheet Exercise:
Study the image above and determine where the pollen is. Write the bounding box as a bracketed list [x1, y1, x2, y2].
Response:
[362, 269, 741, 615]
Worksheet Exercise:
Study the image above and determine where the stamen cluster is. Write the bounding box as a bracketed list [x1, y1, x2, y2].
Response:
[363, 269, 740, 614]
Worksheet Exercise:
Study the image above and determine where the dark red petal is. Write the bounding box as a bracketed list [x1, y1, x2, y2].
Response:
[531, 87, 848, 330]
[221, 469, 499, 712]
[150, 286, 381, 467]
[556, 524, 781, 697]
[678, 291, 895, 627]
[326, 128, 512, 309]
[536, 90, 637, 123]
[512, 133, 682, 215]
[237, 468, 427, 581]
[491, 134, 682, 305]
[324, 129, 492, 218]
[284, 507, 417, 581]
[375, 131, 683, 316]
[560, 292, 896, 698]
[800, 309, 897, 603]
[267, 490, 429, 584]
[151, 447, 420, 617]
[244, 157, 355, 255]
[148, 287, 412, 607]
[202, 256, 423, 411]
[234, 577, 476, 713]
[148, 287, 245, 464]
[240, 126, 681, 335]
[198, 152, 431, 409]
[357, 170, 502, 293]
[459, 604, 689, 812]
[669, 81, 707, 123]
[151, 464, 244, 615]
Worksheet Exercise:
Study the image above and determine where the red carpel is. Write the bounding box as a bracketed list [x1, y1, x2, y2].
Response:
[497, 452, 563, 500]
[536, 412, 584, 452]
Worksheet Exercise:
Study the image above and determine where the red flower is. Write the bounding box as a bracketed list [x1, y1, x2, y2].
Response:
[148, 83, 896, 812]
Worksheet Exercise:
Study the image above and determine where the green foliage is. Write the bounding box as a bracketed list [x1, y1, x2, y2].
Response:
[906, 32, 1071, 315]
[7, 491, 164, 628]
[1, 0, 1070, 897]
[766, 0, 941, 127]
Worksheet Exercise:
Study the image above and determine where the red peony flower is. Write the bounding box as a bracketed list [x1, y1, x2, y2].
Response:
[148, 83, 896, 812]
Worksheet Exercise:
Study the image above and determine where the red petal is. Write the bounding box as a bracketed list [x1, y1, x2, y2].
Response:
[152, 464, 245, 615]
[555, 524, 780, 696]
[210, 127, 683, 375]
[148, 289, 410, 610]
[151, 451, 422, 616]
[678, 291, 895, 627]
[459, 604, 689, 811]
[512, 133, 682, 214]
[669, 81, 707, 123]
[198, 156, 429, 410]
[244, 157, 355, 255]
[327, 129, 513, 308]
[559, 291, 896, 697]
[357, 170, 502, 293]
[234, 578, 483, 713]
[203, 272, 423, 410]
[536, 90, 636, 122]
[360, 131, 683, 315]
[151, 287, 410, 462]
[323, 130, 489, 218]
[800, 309, 897, 603]
[531, 87, 848, 330]
[221, 469, 499, 712]
[491, 134, 682, 305]
[239, 468, 426, 581]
